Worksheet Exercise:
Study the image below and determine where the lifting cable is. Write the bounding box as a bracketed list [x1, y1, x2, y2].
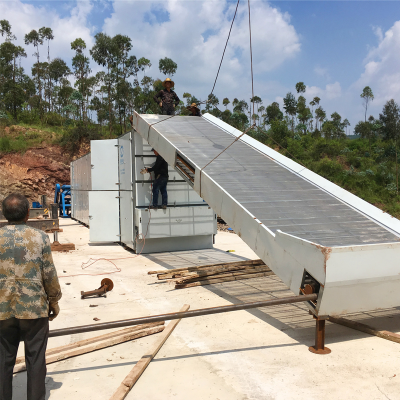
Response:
[247, 0, 255, 124]
[209, 0, 241, 97]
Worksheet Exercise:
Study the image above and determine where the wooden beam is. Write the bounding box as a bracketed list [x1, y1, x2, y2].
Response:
[175, 267, 272, 284]
[148, 259, 264, 275]
[160, 264, 270, 280]
[328, 316, 400, 344]
[15, 322, 164, 365]
[175, 271, 275, 289]
[14, 325, 165, 374]
[109, 304, 190, 400]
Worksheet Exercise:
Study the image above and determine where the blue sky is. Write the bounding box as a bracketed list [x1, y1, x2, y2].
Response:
[2, 0, 400, 129]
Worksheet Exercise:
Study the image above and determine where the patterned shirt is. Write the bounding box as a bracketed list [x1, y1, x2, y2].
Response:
[153, 89, 180, 107]
[0, 224, 62, 320]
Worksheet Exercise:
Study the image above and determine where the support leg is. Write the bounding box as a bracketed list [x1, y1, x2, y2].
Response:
[309, 317, 331, 355]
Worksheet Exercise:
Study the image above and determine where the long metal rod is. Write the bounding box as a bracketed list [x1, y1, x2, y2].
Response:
[49, 294, 317, 338]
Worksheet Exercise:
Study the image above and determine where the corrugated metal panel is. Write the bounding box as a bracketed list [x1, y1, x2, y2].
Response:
[132, 112, 400, 316]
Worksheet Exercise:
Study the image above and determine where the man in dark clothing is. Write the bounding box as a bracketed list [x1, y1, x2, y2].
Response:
[187, 103, 201, 116]
[153, 78, 180, 115]
[145, 149, 169, 209]
[0, 193, 62, 400]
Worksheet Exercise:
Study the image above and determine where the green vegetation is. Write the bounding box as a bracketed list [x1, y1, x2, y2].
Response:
[1, 19, 400, 217]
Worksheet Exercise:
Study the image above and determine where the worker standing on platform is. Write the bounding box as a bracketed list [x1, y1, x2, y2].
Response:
[0, 193, 62, 400]
[145, 149, 169, 209]
[187, 103, 201, 116]
[153, 78, 180, 115]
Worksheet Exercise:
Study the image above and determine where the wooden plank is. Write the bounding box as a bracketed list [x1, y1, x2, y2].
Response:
[328, 316, 400, 344]
[148, 259, 263, 275]
[109, 304, 190, 400]
[15, 322, 164, 365]
[175, 271, 275, 289]
[14, 325, 165, 374]
[175, 267, 272, 284]
[51, 242, 75, 252]
[160, 264, 270, 280]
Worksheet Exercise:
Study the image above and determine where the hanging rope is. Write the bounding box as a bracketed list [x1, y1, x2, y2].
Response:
[210, 0, 241, 97]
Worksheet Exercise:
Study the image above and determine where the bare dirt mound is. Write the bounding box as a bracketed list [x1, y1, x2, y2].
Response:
[0, 145, 71, 204]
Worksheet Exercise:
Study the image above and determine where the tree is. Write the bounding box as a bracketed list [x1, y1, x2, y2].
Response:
[158, 57, 177, 76]
[25, 29, 44, 114]
[283, 92, 297, 131]
[295, 82, 306, 94]
[71, 38, 91, 122]
[380, 99, 400, 194]
[205, 93, 219, 113]
[0, 20, 16, 41]
[138, 57, 151, 77]
[0, 40, 27, 118]
[330, 112, 345, 139]
[265, 102, 283, 125]
[343, 118, 350, 135]
[39, 27, 53, 61]
[223, 97, 230, 109]
[360, 86, 374, 122]
[250, 95, 262, 123]
[315, 106, 326, 131]
[90, 33, 116, 133]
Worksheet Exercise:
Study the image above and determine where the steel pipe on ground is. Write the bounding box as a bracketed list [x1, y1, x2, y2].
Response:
[49, 294, 317, 338]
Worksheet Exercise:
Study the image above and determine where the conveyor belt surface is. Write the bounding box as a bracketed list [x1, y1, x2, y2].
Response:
[140, 115, 399, 247]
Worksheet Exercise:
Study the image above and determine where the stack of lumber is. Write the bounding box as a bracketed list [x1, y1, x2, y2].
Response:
[148, 259, 274, 289]
[13, 322, 165, 374]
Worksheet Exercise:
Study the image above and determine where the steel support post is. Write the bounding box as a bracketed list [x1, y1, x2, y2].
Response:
[309, 317, 331, 355]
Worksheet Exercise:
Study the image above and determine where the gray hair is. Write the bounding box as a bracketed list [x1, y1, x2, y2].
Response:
[2, 193, 30, 222]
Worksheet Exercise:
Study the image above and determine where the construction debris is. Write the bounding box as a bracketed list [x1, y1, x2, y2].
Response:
[81, 278, 114, 299]
[13, 322, 165, 374]
[149, 259, 273, 289]
[109, 305, 190, 400]
[51, 241, 75, 252]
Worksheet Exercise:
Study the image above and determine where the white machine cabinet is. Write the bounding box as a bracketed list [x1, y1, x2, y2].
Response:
[71, 129, 217, 253]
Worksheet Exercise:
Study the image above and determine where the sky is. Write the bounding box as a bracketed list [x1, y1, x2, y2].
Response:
[2, 0, 400, 130]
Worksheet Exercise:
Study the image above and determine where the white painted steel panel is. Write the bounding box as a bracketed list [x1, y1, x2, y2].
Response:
[91, 139, 119, 190]
[135, 206, 216, 239]
[136, 235, 213, 254]
[133, 111, 400, 316]
[118, 132, 135, 248]
[88, 191, 120, 242]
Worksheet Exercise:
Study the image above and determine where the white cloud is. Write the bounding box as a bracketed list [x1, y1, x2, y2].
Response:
[0, 0, 94, 76]
[102, 0, 301, 103]
[352, 20, 400, 119]
[306, 82, 342, 101]
[314, 66, 330, 80]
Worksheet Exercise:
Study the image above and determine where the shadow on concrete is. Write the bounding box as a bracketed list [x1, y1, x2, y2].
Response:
[145, 250, 400, 349]
[11, 375, 63, 399]
[46, 342, 299, 376]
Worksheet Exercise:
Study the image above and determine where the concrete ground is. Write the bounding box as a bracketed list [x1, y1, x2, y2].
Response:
[12, 219, 400, 400]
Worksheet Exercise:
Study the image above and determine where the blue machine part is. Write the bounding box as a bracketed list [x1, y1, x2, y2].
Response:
[32, 201, 42, 208]
[54, 183, 71, 218]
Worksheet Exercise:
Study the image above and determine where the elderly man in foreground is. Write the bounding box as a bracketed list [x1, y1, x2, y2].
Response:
[0, 193, 62, 400]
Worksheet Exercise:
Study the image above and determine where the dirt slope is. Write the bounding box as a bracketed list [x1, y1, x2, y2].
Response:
[0, 144, 89, 205]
